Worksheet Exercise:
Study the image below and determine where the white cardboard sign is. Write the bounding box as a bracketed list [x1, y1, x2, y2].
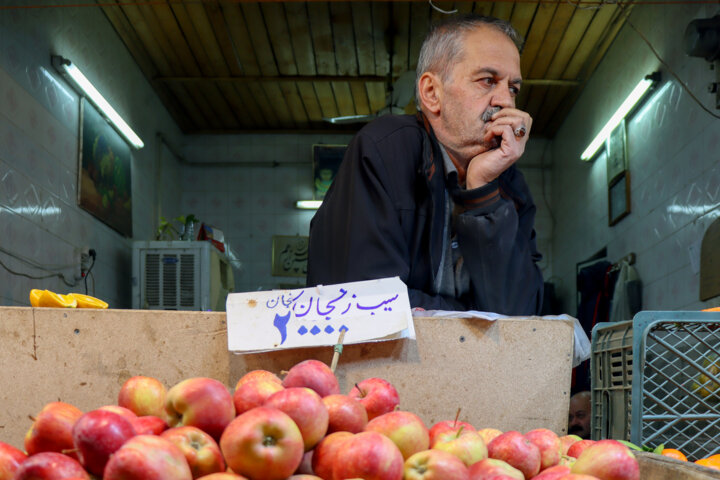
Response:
[226, 277, 414, 353]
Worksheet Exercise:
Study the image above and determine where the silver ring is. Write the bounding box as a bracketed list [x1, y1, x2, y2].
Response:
[514, 126, 526, 138]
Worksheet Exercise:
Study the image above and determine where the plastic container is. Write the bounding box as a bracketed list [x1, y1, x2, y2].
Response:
[591, 311, 720, 460]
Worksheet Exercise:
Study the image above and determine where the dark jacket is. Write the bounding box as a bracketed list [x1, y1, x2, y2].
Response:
[306, 114, 543, 315]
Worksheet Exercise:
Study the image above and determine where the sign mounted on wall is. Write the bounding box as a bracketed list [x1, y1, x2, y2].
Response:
[312, 144, 346, 200]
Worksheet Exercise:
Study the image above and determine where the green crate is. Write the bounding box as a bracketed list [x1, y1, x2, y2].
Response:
[591, 311, 720, 460]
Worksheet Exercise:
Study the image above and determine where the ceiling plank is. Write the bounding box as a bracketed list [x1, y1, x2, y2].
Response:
[429, 1, 453, 25]
[263, 82, 295, 128]
[297, 81, 324, 122]
[307, 2, 337, 76]
[248, 81, 280, 125]
[241, 2, 279, 76]
[491, 2, 514, 21]
[408, 2, 429, 72]
[331, 2, 358, 77]
[473, 1, 494, 16]
[218, 82, 253, 128]
[203, 1, 243, 77]
[230, 82, 268, 127]
[185, 2, 232, 76]
[314, 81, 340, 118]
[261, 2, 299, 76]
[284, 2, 316, 76]
[366, 81, 386, 113]
[350, 81, 371, 116]
[331, 81, 355, 116]
[520, 2, 557, 77]
[352, 2, 375, 76]
[454, 2, 474, 15]
[279, 83, 310, 128]
[371, 2, 390, 76]
[220, 2, 261, 76]
[391, 2, 410, 77]
[510, 3, 538, 40]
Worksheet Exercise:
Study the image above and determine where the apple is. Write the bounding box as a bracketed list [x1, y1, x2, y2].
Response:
[72, 408, 137, 475]
[264, 387, 329, 451]
[487, 431, 541, 479]
[104, 434, 192, 479]
[287, 477, 323, 480]
[331, 431, 404, 480]
[323, 394, 368, 434]
[220, 406, 304, 480]
[12, 452, 90, 480]
[233, 376, 285, 415]
[236, 370, 283, 388]
[570, 440, 639, 480]
[311, 431, 353, 480]
[98, 404, 138, 422]
[294, 450, 314, 475]
[365, 410, 430, 460]
[566, 440, 595, 459]
[166, 377, 235, 440]
[524, 428, 562, 471]
[467, 458, 524, 480]
[118, 375, 169, 420]
[24, 401, 83, 459]
[195, 474, 248, 480]
[429, 420, 475, 447]
[477, 428, 503, 446]
[559, 435, 582, 455]
[348, 377, 400, 420]
[558, 475, 602, 479]
[404, 449, 469, 480]
[0, 441, 27, 480]
[132, 415, 169, 435]
[161, 426, 226, 478]
[282, 360, 340, 398]
[532, 464, 572, 479]
[432, 428, 487, 467]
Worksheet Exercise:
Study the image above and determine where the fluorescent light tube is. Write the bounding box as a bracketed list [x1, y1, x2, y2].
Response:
[295, 200, 323, 210]
[580, 73, 660, 161]
[52, 55, 144, 149]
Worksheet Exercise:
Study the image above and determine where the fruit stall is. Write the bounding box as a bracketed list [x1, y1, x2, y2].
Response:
[1, 305, 719, 479]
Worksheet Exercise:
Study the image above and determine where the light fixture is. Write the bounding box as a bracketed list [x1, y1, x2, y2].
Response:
[580, 72, 660, 161]
[295, 200, 322, 210]
[51, 55, 144, 149]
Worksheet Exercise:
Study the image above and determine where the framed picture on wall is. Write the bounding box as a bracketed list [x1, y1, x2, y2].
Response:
[312, 144, 346, 200]
[77, 98, 133, 237]
[608, 170, 631, 226]
[606, 119, 627, 184]
[271, 235, 309, 277]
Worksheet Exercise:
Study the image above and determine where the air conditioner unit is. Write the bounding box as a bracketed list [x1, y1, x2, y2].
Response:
[131, 241, 234, 311]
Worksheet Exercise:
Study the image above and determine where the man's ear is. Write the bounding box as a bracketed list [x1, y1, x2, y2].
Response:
[417, 72, 442, 114]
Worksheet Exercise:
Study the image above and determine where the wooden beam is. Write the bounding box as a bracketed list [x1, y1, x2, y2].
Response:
[155, 76, 580, 86]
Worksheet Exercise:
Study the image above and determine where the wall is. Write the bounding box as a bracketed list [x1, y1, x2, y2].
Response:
[0, 5, 183, 308]
[551, 4, 720, 315]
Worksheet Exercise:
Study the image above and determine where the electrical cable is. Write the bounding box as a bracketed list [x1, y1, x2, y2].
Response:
[0, 256, 76, 287]
[84, 249, 96, 295]
[0, 245, 77, 271]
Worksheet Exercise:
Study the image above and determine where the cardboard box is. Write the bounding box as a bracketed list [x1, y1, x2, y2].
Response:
[0, 307, 574, 449]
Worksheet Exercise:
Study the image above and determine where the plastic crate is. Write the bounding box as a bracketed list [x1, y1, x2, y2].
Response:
[591, 311, 720, 460]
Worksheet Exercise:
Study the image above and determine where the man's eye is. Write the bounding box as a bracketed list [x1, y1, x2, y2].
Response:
[479, 77, 495, 86]
[510, 86, 520, 96]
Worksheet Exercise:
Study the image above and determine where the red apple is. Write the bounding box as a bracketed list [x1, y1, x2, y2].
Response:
[195, 474, 248, 480]
[24, 401, 83, 459]
[288, 476, 323, 480]
[432, 428, 488, 467]
[104, 434, 192, 479]
[311, 431, 353, 480]
[429, 420, 475, 447]
[404, 449, 469, 480]
[532, 464, 572, 479]
[12, 452, 90, 480]
[294, 450, 314, 475]
[477, 428, 503, 447]
[233, 377, 285, 415]
[98, 405, 138, 422]
[365, 410, 430, 460]
[566, 440, 595, 459]
[118, 375, 168, 419]
[559, 435, 582, 455]
[524, 428, 562, 471]
[132, 415, 168, 435]
[161, 426, 225, 478]
[264, 387, 329, 451]
[323, 394, 368, 434]
[348, 377, 400, 420]
[166, 377, 235, 440]
[468, 458, 524, 480]
[570, 440, 639, 480]
[236, 370, 283, 388]
[282, 360, 340, 398]
[220, 406, 304, 480]
[487, 431, 541, 479]
[0, 441, 27, 480]
[332, 431, 404, 480]
[72, 408, 137, 475]
[558, 475, 602, 479]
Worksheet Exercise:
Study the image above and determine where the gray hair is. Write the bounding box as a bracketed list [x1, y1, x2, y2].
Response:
[415, 15, 523, 108]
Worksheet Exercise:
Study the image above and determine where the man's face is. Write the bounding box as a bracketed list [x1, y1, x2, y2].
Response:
[436, 25, 522, 161]
[568, 395, 591, 439]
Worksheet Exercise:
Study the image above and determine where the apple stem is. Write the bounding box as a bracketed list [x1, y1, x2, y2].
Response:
[453, 407, 461, 427]
[62, 448, 79, 455]
[355, 383, 366, 398]
[28, 415, 36, 422]
[455, 426, 465, 439]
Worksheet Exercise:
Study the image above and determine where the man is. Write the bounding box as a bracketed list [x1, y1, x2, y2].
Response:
[568, 391, 592, 439]
[306, 15, 543, 314]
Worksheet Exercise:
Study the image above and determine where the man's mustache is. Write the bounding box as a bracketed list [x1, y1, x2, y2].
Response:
[568, 425, 583, 434]
[481, 106, 502, 122]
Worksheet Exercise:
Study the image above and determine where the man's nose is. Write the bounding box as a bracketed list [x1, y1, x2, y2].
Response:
[490, 83, 515, 108]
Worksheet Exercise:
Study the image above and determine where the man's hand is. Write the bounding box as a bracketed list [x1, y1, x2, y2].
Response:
[465, 107, 533, 190]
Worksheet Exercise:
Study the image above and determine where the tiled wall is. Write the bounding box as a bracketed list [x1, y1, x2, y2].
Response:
[0, 6, 183, 307]
[551, 4, 720, 315]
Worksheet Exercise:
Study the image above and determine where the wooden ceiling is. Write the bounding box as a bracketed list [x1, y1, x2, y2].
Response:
[99, 1, 633, 136]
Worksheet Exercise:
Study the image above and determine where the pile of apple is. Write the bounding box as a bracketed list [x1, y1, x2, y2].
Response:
[0, 358, 640, 480]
